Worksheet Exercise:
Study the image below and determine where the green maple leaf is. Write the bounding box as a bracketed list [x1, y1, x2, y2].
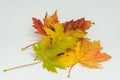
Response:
[32, 23, 85, 72]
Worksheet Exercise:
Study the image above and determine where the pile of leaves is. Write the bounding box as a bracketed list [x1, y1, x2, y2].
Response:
[31, 11, 111, 77]
[4, 11, 111, 77]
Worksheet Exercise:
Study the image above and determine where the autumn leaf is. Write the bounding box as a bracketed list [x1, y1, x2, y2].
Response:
[32, 23, 85, 72]
[63, 18, 92, 33]
[58, 38, 111, 77]
[44, 10, 59, 28]
[32, 17, 45, 35]
[32, 11, 59, 35]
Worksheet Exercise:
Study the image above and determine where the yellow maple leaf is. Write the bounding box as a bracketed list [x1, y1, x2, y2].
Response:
[58, 38, 111, 77]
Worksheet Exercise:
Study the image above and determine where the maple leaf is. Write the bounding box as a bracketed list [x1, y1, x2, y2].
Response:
[32, 23, 85, 72]
[58, 38, 111, 77]
[63, 18, 92, 33]
[44, 10, 59, 28]
[32, 17, 45, 35]
[32, 11, 59, 35]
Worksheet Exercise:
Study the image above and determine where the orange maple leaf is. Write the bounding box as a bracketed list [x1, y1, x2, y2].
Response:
[58, 38, 111, 77]
[44, 10, 59, 28]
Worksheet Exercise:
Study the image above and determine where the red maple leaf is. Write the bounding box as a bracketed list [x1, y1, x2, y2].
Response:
[63, 18, 92, 33]
[32, 17, 45, 35]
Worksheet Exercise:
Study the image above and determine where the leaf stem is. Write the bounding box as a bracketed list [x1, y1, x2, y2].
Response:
[3, 61, 41, 72]
[67, 64, 75, 78]
[21, 42, 38, 51]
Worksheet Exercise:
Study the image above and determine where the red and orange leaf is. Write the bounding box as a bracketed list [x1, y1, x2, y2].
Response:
[32, 17, 45, 35]
[32, 11, 59, 35]
[44, 11, 59, 28]
[63, 18, 92, 33]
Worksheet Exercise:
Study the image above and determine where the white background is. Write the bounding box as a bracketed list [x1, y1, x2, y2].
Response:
[0, 0, 120, 80]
